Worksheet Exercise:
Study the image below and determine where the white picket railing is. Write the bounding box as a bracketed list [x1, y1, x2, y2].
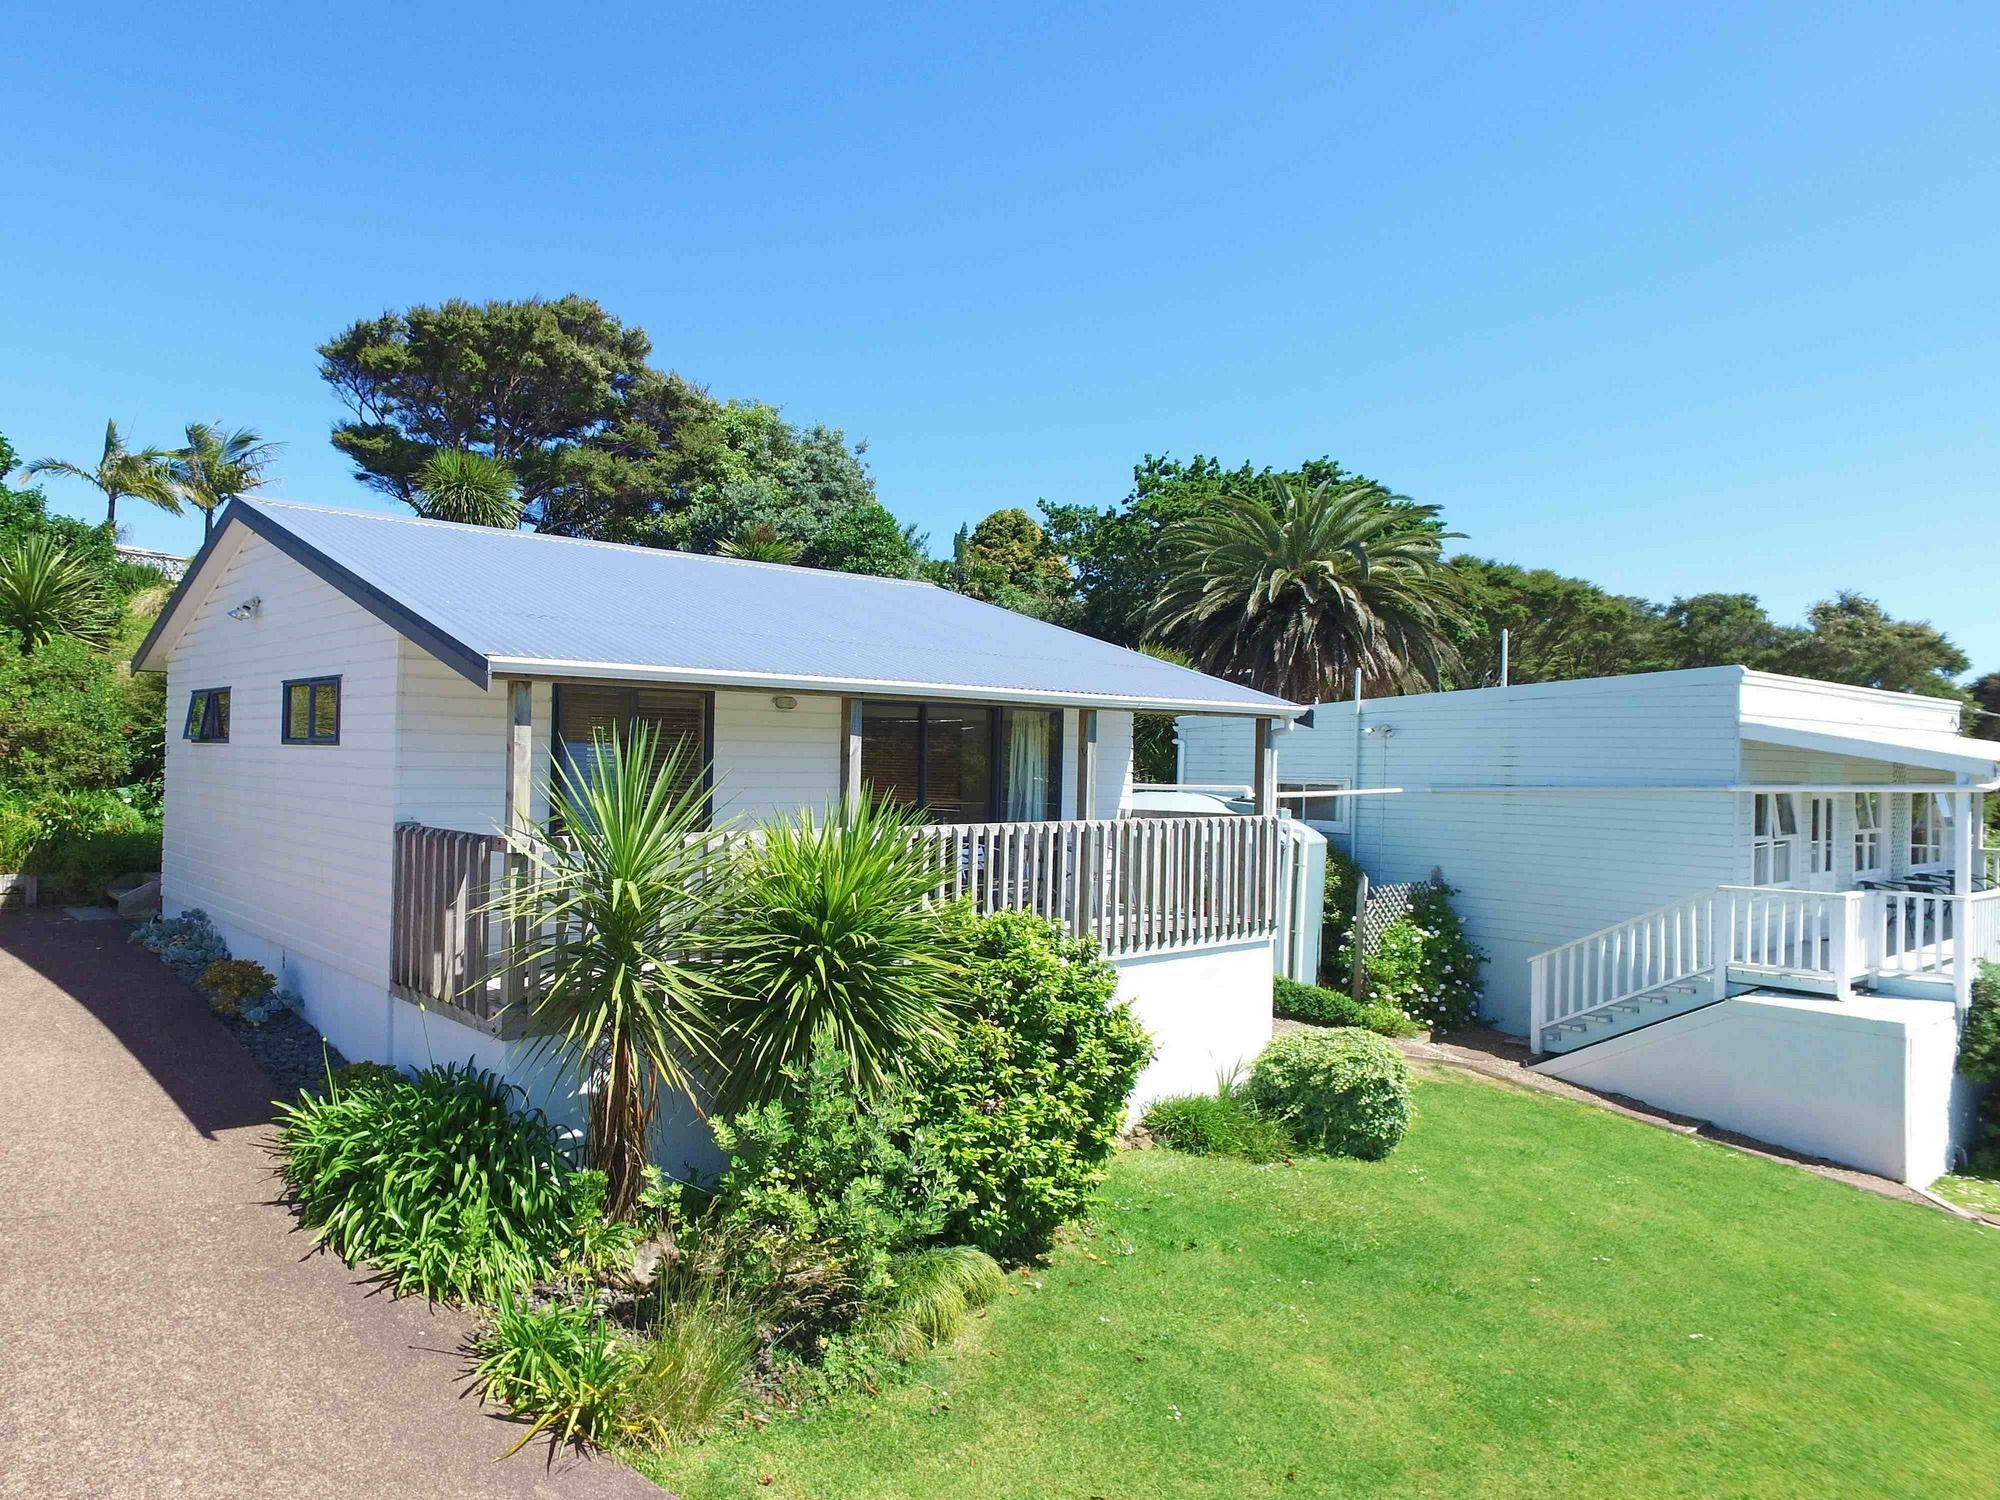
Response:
[1720, 885, 1861, 980]
[1532, 882, 2000, 1051]
[918, 814, 1294, 960]
[1529, 890, 1722, 1044]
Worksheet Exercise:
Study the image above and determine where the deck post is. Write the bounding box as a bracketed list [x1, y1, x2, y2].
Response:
[502, 680, 534, 1022]
[1076, 709, 1098, 820]
[1954, 786, 1976, 1009]
[1349, 870, 1369, 1000]
[1252, 717, 1278, 817]
[841, 697, 864, 808]
[1072, 711, 1099, 938]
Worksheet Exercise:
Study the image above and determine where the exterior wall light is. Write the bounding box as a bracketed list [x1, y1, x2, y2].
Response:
[226, 596, 262, 621]
[772, 694, 798, 712]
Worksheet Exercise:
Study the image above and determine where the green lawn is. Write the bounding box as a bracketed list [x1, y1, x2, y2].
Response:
[639, 1068, 2000, 1499]
[1935, 1173, 2000, 1216]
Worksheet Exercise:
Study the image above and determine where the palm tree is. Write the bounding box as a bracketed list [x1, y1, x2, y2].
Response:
[22, 419, 181, 530]
[1149, 477, 1469, 702]
[497, 724, 724, 1218]
[412, 449, 522, 528]
[717, 521, 802, 563]
[172, 423, 280, 537]
[0, 535, 113, 649]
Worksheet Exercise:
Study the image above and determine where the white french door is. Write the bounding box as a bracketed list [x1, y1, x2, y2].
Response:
[1802, 794, 1838, 890]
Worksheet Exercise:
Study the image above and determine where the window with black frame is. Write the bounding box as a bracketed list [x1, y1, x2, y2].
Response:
[281, 677, 340, 745]
[554, 684, 711, 820]
[858, 701, 1059, 821]
[184, 687, 230, 743]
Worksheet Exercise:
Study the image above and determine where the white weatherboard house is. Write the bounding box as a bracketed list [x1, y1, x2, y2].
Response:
[1180, 668, 2000, 1185]
[133, 500, 1320, 1141]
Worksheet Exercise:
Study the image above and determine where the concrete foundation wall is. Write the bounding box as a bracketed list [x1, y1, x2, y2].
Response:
[1537, 992, 1962, 1185]
[1116, 939, 1276, 1113]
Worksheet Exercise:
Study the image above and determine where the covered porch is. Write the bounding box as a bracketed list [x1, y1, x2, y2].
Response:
[386, 676, 1314, 1035]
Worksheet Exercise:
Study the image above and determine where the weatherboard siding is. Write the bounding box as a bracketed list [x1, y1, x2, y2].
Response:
[710, 690, 845, 824]
[161, 531, 402, 1034]
[1178, 672, 1748, 1033]
[393, 644, 553, 831]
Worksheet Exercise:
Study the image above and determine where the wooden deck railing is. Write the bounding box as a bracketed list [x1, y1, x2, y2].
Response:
[390, 823, 512, 1024]
[917, 814, 1295, 960]
[391, 813, 1305, 1027]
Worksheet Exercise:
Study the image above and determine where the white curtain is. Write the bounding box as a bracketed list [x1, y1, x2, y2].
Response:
[1005, 710, 1050, 821]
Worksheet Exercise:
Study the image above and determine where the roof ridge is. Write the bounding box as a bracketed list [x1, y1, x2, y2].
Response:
[243, 498, 941, 589]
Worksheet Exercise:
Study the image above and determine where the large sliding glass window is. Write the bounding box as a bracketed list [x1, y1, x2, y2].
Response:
[859, 701, 1059, 821]
[554, 685, 711, 820]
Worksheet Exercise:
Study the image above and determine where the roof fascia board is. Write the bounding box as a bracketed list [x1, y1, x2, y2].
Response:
[130, 512, 253, 672]
[133, 502, 492, 689]
[485, 656, 1301, 717]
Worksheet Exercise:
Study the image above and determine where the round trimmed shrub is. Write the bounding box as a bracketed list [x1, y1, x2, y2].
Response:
[1248, 1029, 1411, 1159]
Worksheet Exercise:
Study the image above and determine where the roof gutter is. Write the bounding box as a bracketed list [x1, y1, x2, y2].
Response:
[485, 655, 1304, 717]
[1268, 780, 2000, 797]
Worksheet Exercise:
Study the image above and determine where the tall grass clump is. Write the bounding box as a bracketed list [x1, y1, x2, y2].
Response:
[1141, 1091, 1295, 1163]
[857, 1245, 1007, 1361]
[623, 1283, 763, 1448]
[470, 1293, 639, 1455]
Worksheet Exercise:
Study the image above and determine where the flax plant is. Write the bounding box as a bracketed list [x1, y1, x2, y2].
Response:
[712, 795, 962, 1111]
[499, 724, 725, 1218]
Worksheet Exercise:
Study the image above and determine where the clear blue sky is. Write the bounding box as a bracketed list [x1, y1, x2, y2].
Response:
[5, 5, 1996, 667]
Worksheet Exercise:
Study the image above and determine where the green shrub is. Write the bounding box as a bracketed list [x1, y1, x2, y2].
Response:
[1334, 883, 1485, 1032]
[328, 1060, 403, 1093]
[40, 826, 162, 901]
[714, 795, 963, 1110]
[1141, 1091, 1296, 1162]
[274, 1062, 591, 1303]
[912, 908, 1153, 1260]
[1273, 976, 1424, 1037]
[199, 958, 275, 1017]
[470, 1292, 640, 1453]
[1248, 1029, 1412, 1160]
[1958, 964, 2000, 1178]
[0, 635, 139, 794]
[1321, 846, 1363, 962]
[0, 786, 161, 897]
[1958, 962, 2000, 1084]
[708, 1040, 956, 1329]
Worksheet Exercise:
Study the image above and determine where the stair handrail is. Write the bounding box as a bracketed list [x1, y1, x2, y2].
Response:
[1529, 888, 1721, 1052]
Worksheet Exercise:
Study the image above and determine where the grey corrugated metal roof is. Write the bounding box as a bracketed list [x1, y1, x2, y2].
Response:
[137, 500, 1299, 716]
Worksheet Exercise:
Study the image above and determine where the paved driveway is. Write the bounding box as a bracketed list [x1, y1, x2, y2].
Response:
[0, 911, 663, 1500]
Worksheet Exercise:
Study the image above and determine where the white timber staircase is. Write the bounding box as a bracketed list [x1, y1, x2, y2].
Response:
[1527, 886, 1869, 1056]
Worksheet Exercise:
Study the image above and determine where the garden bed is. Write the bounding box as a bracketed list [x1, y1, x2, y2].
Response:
[130, 909, 347, 1102]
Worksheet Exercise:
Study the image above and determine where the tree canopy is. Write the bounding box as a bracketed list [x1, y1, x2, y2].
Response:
[1449, 558, 1657, 687]
[320, 295, 918, 575]
[936, 507, 1075, 622]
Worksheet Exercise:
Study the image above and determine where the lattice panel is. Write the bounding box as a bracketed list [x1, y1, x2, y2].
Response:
[1355, 875, 1445, 959]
